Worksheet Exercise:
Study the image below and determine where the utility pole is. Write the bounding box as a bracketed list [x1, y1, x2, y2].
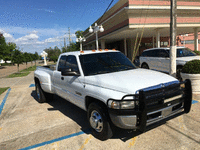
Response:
[68, 27, 71, 44]
[64, 38, 66, 48]
[170, 0, 177, 77]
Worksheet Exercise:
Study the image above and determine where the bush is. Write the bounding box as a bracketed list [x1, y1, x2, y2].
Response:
[194, 50, 200, 55]
[182, 59, 200, 74]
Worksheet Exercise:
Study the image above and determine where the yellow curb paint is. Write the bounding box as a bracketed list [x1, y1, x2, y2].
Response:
[79, 135, 92, 150]
[0, 127, 2, 131]
[178, 116, 185, 131]
[128, 136, 137, 148]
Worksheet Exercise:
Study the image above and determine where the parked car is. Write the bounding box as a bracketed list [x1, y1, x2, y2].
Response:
[34, 49, 192, 140]
[139, 47, 200, 79]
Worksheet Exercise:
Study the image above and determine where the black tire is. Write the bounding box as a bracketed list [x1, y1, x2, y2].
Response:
[35, 83, 53, 103]
[87, 102, 113, 141]
[176, 66, 183, 81]
[141, 63, 149, 69]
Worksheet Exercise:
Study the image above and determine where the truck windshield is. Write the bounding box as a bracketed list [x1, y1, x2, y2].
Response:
[166, 48, 197, 57]
[79, 52, 136, 76]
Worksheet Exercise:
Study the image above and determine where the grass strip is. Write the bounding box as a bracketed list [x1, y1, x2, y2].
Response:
[0, 87, 9, 95]
[7, 72, 30, 78]
[20, 66, 36, 72]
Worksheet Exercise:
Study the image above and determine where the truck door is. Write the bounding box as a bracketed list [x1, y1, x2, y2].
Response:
[60, 55, 85, 108]
[53, 55, 68, 97]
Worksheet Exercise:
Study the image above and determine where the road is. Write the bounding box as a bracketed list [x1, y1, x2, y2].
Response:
[0, 72, 199, 150]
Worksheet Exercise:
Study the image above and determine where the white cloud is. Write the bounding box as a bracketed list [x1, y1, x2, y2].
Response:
[15, 33, 39, 43]
[0, 26, 78, 54]
[0, 29, 15, 42]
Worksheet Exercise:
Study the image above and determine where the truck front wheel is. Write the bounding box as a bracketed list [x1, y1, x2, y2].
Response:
[87, 102, 113, 141]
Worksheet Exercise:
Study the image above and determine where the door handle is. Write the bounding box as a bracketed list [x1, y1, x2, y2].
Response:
[61, 77, 64, 80]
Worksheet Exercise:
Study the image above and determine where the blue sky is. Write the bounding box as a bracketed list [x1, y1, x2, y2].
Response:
[0, 0, 117, 54]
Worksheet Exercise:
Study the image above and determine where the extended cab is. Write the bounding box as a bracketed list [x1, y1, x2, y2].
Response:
[34, 50, 192, 140]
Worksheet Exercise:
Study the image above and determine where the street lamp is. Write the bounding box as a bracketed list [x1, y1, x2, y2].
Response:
[89, 23, 104, 50]
[76, 36, 86, 51]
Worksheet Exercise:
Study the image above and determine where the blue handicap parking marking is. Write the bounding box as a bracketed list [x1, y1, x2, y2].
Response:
[192, 100, 199, 104]
[29, 84, 35, 88]
[0, 88, 11, 115]
[18, 130, 88, 150]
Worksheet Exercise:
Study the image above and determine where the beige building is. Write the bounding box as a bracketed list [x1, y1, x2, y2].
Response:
[83, 0, 200, 60]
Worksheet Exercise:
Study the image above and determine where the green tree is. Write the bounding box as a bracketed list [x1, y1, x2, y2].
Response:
[29, 53, 35, 67]
[66, 42, 79, 52]
[5, 42, 16, 62]
[0, 34, 9, 64]
[23, 52, 31, 69]
[75, 30, 83, 38]
[61, 47, 67, 53]
[12, 49, 24, 72]
[33, 52, 39, 66]
[45, 46, 61, 63]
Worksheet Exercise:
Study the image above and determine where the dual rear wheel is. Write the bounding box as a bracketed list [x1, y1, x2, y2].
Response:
[35, 83, 53, 103]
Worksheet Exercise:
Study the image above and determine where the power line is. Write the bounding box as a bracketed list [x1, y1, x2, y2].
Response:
[97, 0, 115, 24]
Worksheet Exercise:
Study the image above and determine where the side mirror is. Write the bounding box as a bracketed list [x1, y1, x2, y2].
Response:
[61, 68, 80, 76]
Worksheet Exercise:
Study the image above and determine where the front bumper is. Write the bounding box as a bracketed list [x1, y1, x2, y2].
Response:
[108, 80, 192, 131]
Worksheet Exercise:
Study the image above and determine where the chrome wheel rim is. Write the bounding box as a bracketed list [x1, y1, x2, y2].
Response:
[89, 110, 103, 132]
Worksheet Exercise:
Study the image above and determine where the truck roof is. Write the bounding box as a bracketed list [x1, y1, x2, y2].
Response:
[61, 49, 120, 56]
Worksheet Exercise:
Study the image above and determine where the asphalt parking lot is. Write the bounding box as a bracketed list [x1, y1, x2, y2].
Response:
[0, 72, 199, 150]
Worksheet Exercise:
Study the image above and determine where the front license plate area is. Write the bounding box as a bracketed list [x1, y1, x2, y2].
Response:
[162, 107, 172, 118]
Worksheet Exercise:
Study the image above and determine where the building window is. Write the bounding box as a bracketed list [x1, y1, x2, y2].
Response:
[181, 40, 200, 44]
[161, 41, 168, 47]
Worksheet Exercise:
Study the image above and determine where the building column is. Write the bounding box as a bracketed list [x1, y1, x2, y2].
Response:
[156, 30, 160, 48]
[194, 28, 199, 51]
[126, 38, 134, 60]
[124, 38, 127, 56]
[153, 36, 155, 48]
[101, 39, 105, 50]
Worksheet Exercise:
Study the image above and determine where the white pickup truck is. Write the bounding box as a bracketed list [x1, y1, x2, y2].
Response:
[34, 50, 192, 140]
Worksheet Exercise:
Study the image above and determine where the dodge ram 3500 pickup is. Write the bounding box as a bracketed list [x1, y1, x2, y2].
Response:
[34, 50, 192, 140]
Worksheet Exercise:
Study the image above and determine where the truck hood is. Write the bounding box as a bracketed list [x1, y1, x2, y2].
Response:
[176, 56, 200, 62]
[84, 69, 178, 94]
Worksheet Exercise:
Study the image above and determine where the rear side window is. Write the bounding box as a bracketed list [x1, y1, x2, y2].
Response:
[66, 55, 79, 72]
[142, 50, 156, 57]
[158, 49, 169, 57]
[57, 55, 79, 72]
[58, 56, 67, 71]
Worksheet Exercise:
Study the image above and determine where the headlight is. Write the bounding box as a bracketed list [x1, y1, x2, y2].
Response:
[108, 100, 135, 109]
[121, 101, 135, 109]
